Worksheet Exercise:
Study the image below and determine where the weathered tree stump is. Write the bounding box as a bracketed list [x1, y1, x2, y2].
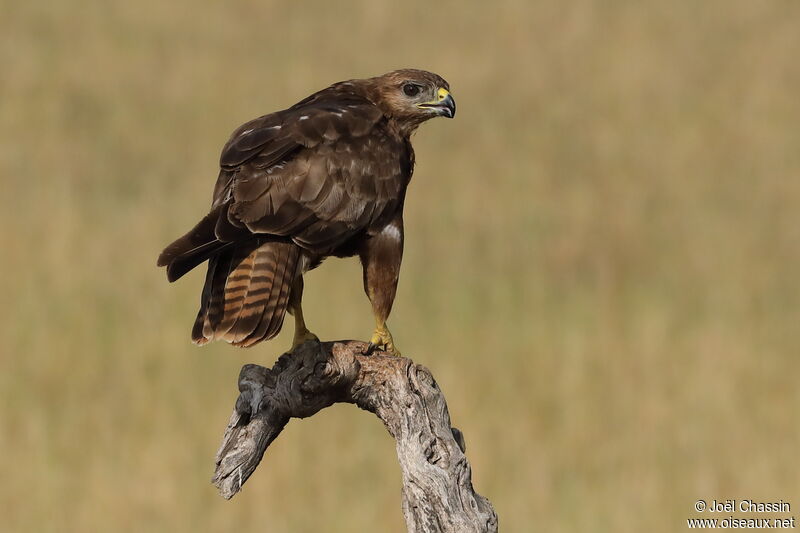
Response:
[212, 340, 498, 533]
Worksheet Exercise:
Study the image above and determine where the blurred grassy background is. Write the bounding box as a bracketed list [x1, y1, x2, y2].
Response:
[2, 1, 799, 531]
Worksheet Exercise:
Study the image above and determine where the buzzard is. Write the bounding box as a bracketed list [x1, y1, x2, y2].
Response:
[157, 69, 455, 355]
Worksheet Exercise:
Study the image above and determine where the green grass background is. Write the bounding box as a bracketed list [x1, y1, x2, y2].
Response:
[2, 1, 799, 531]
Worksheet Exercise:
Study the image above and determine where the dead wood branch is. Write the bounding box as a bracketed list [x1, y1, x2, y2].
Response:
[212, 340, 498, 533]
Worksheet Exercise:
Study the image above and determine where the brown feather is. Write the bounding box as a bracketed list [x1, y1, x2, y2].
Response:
[157, 206, 221, 267]
[158, 205, 232, 283]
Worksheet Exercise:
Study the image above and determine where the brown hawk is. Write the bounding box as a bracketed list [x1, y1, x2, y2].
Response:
[157, 69, 455, 355]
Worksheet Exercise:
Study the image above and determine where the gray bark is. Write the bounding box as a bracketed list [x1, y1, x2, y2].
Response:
[212, 340, 498, 533]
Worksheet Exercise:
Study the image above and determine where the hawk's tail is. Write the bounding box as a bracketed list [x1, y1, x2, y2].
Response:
[191, 239, 300, 347]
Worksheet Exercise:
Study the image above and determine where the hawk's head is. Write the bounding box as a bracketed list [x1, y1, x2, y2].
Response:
[366, 69, 455, 134]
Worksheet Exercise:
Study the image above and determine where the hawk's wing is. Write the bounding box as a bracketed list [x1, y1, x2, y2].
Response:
[213, 87, 409, 253]
[158, 85, 410, 282]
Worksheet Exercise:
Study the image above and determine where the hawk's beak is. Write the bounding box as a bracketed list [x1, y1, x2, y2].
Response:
[418, 88, 456, 118]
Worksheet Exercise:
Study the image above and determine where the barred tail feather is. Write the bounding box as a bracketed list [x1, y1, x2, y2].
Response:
[191, 256, 217, 345]
[236, 242, 296, 347]
[191, 239, 300, 347]
[213, 242, 260, 338]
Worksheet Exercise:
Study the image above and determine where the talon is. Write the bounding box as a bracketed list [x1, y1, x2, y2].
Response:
[363, 342, 379, 356]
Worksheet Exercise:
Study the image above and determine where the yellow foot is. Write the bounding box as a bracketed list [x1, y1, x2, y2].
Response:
[291, 329, 320, 350]
[364, 327, 401, 356]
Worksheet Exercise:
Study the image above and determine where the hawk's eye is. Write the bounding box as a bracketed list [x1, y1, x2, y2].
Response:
[402, 83, 421, 97]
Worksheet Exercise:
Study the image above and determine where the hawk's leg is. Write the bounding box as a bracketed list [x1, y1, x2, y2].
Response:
[287, 276, 319, 349]
[360, 220, 403, 356]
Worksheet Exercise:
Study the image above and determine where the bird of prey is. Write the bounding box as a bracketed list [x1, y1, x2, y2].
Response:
[157, 69, 455, 355]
